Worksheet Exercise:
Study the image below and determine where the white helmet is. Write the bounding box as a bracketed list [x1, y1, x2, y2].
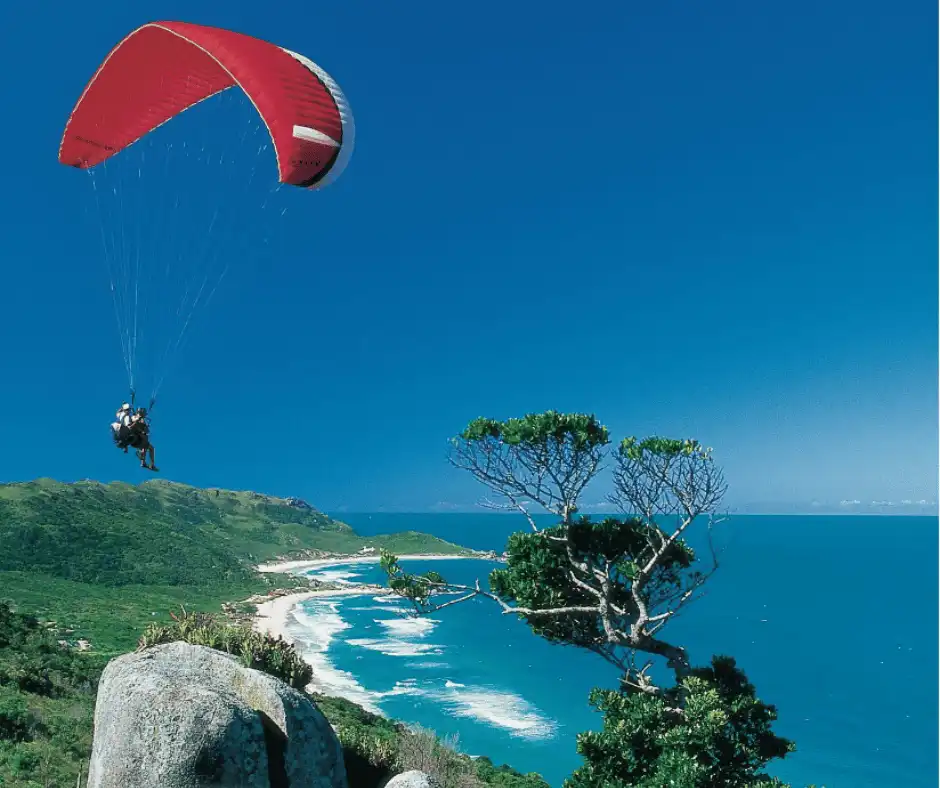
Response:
[120, 403, 130, 411]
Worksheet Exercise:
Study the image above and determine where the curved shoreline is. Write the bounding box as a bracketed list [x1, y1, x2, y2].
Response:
[251, 553, 492, 668]
[255, 552, 488, 576]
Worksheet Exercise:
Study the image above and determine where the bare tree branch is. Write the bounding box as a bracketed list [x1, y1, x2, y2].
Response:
[449, 414, 609, 521]
[392, 423, 730, 694]
[398, 578, 608, 619]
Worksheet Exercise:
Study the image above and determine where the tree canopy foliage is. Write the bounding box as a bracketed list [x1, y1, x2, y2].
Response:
[0, 602, 102, 786]
[567, 657, 795, 788]
[386, 412, 726, 688]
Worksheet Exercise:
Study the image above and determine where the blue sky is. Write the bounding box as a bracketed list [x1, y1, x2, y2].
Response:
[0, 0, 935, 512]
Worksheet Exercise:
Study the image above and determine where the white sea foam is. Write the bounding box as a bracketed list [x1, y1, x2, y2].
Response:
[290, 601, 348, 652]
[348, 605, 410, 614]
[433, 685, 557, 740]
[288, 601, 383, 714]
[372, 595, 400, 604]
[348, 638, 444, 657]
[275, 592, 555, 743]
[378, 617, 439, 638]
[379, 677, 556, 740]
[307, 568, 362, 585]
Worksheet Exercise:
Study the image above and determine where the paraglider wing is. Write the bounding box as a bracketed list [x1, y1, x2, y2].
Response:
[58, 20, 356, 407]
[58, 20, 355, 189]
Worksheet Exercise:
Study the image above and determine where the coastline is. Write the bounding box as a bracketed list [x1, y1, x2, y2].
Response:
[255, 552, 489, 575]
[253, 587, 379, 645]
[251, 552, 496, 697]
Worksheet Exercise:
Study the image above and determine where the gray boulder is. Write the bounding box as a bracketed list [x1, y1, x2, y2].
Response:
[384, 772, 438, 788]
[87, 641, 347, 788]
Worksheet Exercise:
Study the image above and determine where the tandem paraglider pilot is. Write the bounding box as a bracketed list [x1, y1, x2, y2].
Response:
[61, 21, 355, 481]
[111, 404, 158, 472]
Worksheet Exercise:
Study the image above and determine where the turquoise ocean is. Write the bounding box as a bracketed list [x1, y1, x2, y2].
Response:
[278, 514, 938, 787]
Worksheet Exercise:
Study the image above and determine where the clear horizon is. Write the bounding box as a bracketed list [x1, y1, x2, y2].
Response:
[1, 476, 937, 517]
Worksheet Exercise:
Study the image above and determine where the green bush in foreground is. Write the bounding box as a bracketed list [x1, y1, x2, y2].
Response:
[0, 602, 100, 788]
[315, 699, 548, 788]
[137, 606, 313, 690]
[396, 727, 481, 788]
[566, 656, 794, 788]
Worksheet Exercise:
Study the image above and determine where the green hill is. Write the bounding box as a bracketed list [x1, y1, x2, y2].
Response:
[0, 478, 471, 654]
[0, 478, 469, 587]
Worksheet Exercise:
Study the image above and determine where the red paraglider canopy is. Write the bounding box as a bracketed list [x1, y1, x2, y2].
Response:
[58, 21, 354, 189]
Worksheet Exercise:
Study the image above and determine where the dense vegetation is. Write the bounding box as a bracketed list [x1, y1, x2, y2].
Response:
[0, 478, 468, 657]
[137, 606, 314, 690]
[0, 602, 102, 786]
[0, 478, 468, 588]
[384, 411, 820, 787]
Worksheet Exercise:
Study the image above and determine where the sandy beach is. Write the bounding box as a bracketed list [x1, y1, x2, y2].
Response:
[252, 553, 485, 645]
[253, 587, 380, 643]
[255, 552, 483, 575]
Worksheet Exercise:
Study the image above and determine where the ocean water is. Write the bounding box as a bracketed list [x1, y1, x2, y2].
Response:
[280, 514, 938, 787]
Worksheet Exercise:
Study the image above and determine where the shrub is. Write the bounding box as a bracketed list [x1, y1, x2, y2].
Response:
[395, 726, 482, 788]
[136, 606, 312, 690]
[0, 685, 36, 742]
[565, 656, 796, 788]
[312, 694, 549, 788]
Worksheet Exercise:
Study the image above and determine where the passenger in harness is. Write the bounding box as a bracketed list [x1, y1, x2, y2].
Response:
[128, 407, 158, 472]
[111, 403, 133, 451]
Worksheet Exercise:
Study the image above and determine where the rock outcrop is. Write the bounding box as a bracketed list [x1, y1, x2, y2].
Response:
[384, 772, 438, 788]
[87, 642, 347, 788]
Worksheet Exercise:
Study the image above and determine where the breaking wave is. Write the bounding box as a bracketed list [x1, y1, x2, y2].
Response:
[348, 638, 445, 657]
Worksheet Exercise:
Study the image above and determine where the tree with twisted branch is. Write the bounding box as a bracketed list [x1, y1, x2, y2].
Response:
[383, 411, 726, 693]
[382, 411, 808, 787]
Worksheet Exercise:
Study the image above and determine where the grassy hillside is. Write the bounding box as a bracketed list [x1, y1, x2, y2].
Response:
[0, 478, 469, 587]
[0, 478, 470, 655]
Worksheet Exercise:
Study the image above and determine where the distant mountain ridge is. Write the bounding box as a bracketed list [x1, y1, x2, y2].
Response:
[0, 478, 470, 587]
